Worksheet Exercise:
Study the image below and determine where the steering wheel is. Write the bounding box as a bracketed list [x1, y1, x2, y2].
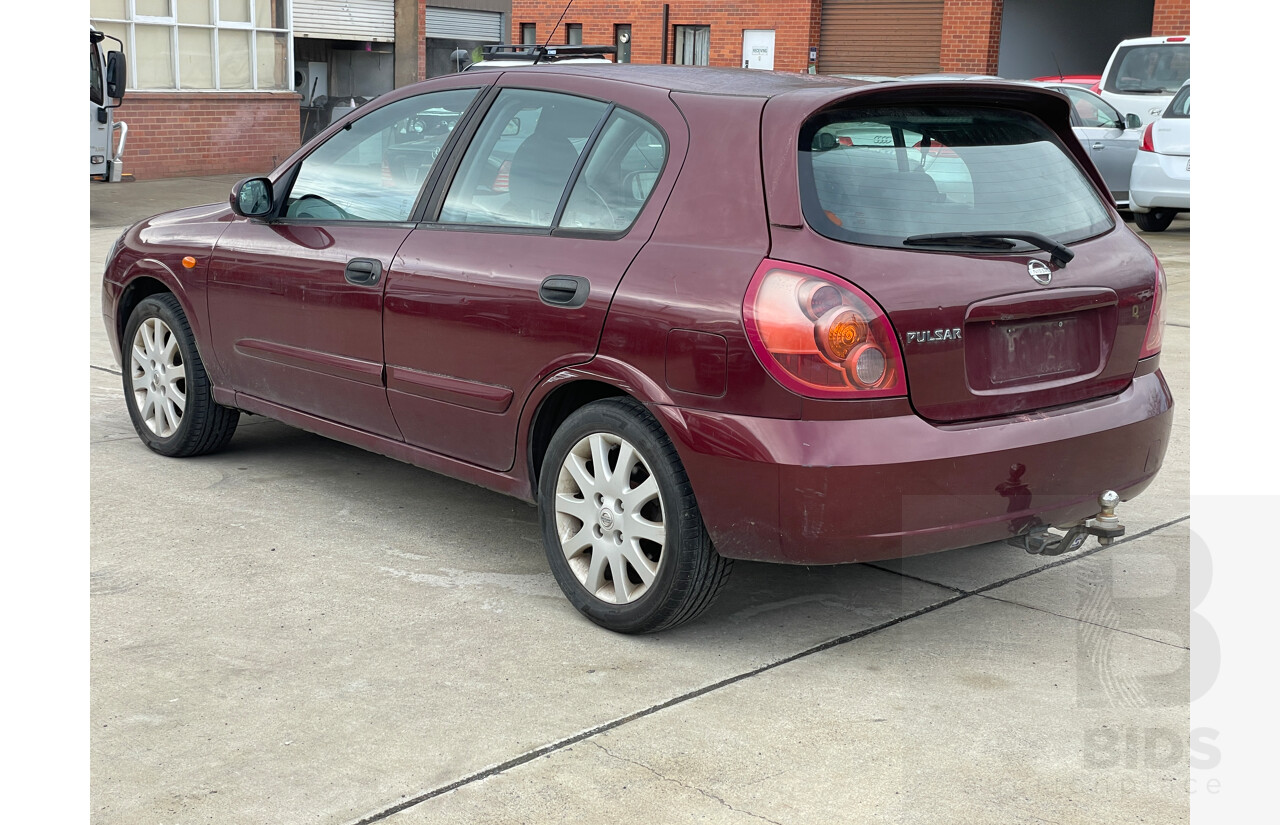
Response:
[291, 194, 350, 220]
[567, 185, 618, 230]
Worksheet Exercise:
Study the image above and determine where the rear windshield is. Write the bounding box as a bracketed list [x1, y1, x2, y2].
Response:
[1104, 44, 1190, 95]
[798, 105, 1113, 250]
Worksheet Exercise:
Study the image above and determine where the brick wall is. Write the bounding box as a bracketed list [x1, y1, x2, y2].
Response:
[114, 93, 301, 181]
[1151, 0, 1190, 36]
[512, 1, 821, 73]
[938, 0, 1004, 74]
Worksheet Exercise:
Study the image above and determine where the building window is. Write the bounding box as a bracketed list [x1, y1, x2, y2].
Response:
[614, 24, 631, 63]
[90, 0, 291, 91]
[673, 25, 709, 66]
[566, 23, 583, 45]
[521, 23, 537, 45]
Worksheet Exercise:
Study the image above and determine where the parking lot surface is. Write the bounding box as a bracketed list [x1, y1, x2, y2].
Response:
[91, 175, 1191, 824]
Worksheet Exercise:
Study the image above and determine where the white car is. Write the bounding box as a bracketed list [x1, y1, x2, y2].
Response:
[1098, 35, 1190, 126]
[1129, 79, 1190, 232]
[1032, 82, 1143, 209]
[464, 44, 614, 71]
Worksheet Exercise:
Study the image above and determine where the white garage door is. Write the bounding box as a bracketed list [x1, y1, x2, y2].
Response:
[295, 0, 395, 42]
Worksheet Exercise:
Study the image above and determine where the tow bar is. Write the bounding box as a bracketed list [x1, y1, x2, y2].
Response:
[1007, 491, 1125, 556]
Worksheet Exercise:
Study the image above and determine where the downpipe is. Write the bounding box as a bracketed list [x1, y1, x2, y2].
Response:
[1007, 491, 1125, 556]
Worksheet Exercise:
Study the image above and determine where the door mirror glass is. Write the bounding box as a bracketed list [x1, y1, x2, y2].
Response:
[106, 51, 127, 101]
[1125, 113, 1143, 130]
[231, 177, 274, 218]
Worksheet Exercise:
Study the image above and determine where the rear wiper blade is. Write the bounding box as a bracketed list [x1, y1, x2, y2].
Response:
[903, 231, 1074, 267]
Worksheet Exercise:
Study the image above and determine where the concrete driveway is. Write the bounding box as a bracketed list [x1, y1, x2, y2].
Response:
[90, 176, 1191, 824]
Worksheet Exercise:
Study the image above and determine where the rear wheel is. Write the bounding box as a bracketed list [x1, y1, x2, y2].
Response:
[1134, 209, 1177, 232]
[122, 294, 239, 457]
[539, 397, 732, 633]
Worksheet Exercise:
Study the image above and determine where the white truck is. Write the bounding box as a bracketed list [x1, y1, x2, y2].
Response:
[90, 26, 128, 181]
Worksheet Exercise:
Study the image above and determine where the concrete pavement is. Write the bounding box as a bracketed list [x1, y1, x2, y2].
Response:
[90, 176, 1192, 824]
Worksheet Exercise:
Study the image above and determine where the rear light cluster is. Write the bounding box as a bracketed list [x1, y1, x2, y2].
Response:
[1139, 255, 1168, 359]
[1138, 123, 1156, 153]
[744, 260, 906, 399]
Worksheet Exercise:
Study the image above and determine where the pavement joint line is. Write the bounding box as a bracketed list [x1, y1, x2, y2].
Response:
[972, 593, 1190, 650]
[345, 512, 1190, 825]
[92, 364, 121, 376]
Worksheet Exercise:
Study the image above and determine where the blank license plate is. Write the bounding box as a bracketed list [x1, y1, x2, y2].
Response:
[989, 317, 1084, 385]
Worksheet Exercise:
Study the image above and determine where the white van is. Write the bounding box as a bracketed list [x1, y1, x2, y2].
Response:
[1098, 35, 1190, 126]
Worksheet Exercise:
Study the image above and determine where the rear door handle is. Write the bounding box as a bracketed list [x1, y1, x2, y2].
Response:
[1091, 142, 1105, 150]
[345, 258, 383, 286]
[539, 275, 589, 309]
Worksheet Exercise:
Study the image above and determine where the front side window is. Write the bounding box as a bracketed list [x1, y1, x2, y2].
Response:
[90, 41, 105, 105]
[1062, 88, 1122, 129]
[439, 90, 609, 228]
[674, 25, 710, 66]
[285, 89, 478, 222]
[799, 104, 1113, 250]
[1165, 84, 1190, 118]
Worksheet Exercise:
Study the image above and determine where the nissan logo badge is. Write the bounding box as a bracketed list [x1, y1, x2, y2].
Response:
[1028, 260, 1052, 286]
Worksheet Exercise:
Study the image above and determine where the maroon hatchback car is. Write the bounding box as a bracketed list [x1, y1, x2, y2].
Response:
[102, 66, 1172, 633]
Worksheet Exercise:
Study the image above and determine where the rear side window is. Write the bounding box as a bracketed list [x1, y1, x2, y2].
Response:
[1104, 44, 1190, 95]
[798, 105, 1113, 250]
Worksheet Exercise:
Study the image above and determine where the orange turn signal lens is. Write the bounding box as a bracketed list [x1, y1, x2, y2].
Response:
[815, 307, 866, 363]
[182, 256, 197, 269]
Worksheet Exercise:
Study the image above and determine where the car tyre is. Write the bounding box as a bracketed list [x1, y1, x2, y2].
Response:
[122, 294, 239, 457]
[539, 397, 732, 633]
[1134, 209, 1177, 232]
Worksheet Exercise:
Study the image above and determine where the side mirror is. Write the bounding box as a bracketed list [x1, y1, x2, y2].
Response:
[230, 177, 274, 218]
[503, 116, 521, 136]
[106, 51, 127, 101]
[1124, 113, 1143, 130]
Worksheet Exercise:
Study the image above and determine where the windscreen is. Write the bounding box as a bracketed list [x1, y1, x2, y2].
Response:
[798, 104, 1113, 250]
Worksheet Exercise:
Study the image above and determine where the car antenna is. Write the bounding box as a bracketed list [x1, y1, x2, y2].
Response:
[1051, 51, 1065, 82]
[539, 0, 576, 63]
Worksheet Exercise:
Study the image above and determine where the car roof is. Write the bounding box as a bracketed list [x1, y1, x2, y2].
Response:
[1115, 35, 1191, 46]
[483, 64, 887, 98]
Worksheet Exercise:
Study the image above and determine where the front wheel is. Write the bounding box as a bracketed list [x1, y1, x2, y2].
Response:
[1134, 209, 1177, 232]
[539, 397, 732, 633]
[122, 294, 239, 457]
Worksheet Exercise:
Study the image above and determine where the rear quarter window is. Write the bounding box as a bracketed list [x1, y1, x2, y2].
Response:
[798, 104, 1113, 251]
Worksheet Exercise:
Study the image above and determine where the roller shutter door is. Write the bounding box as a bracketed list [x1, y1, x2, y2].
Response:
[819, 0, 944, 75]
[295, 0, 395, 42]
[425, 7, 504, 42]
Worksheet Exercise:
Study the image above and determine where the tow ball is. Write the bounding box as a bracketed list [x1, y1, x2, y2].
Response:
[1007, 491, 1126, 556]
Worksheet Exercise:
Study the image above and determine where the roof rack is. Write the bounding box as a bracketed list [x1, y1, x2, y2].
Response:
[479, 44, 617, 63]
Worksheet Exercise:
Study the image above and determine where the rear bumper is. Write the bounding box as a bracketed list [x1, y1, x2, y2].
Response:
[652, 368, 1173, 564]
[1130, 153, 1190, 211]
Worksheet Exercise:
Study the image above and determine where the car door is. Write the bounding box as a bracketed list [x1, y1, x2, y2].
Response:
[382, 75, 687, 471]
[1060, 86, 1140, 204]
[206, 80, 486, 438]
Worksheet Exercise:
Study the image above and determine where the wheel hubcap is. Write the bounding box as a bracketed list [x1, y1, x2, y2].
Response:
[554, 432, 665, 605]
[130, 317, 187, 438]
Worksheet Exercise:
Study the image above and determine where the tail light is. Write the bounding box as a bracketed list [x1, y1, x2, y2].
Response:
[1089, 81, 1101, 94]
[744, 260, 906, 399]
[1138, 123, 1156, 153]
[492, 159, 511, 193]
[1139, 256, 1167, 359]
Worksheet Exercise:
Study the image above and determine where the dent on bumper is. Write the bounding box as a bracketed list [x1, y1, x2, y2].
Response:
[653, 370, 1174, 564]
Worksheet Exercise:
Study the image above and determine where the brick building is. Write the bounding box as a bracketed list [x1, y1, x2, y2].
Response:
[92, 0, 1188, 180]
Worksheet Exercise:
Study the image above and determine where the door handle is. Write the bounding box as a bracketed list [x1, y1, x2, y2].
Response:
[1091, 142, 1105, 150]
[345, 258, 382, 286]
[539, 275, 589, 309]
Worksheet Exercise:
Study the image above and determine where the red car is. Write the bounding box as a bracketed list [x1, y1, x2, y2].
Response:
[102, 67, 1172, 633]
[1032, 74, 1103, 92]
